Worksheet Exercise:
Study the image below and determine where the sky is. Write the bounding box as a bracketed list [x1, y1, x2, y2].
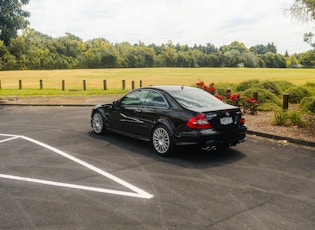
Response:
[24, 0, 315, 54]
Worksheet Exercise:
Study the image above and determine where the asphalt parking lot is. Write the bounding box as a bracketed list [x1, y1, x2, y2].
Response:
[0, 105, 314, 229]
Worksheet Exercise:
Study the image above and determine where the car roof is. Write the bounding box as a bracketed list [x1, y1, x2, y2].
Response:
[142, 85, 196, 92]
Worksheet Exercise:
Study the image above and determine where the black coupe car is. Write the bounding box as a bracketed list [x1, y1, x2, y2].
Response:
[91, 86, 247, 156]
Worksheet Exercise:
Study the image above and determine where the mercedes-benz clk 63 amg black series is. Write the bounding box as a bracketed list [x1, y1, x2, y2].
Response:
[91, 86, 247, 156]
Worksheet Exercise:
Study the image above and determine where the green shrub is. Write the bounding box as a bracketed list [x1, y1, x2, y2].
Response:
[286, 86, 312, 103]
[273, 110, 309, 127]
[288, 110, 309, 127]
[274, 80, 295, 92]
[304, 82, 315, 97]
[242, 88, 281, 105]
[300, 97, 315, 114]
[258, 80, 282, 96]
[215, 82, 237, 97]
[273, 110, 290, 126]
[236, 79, 260, 92]
[258, 102, 281, 111]
[305, 82, 315, 88]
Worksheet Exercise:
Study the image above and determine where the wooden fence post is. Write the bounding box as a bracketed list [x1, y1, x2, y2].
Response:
[122, 80, 125, 90]
[62, 80, 65, 91]
[0, 80, 1, 89]
[103, 80, 107, 90]
[19, 80, 22, 90]
[40, 80, 43, 89]
[140, 80, 142, 87]
[83, 80, 86, 91]
[132, 81, 135, 90]
[283, 94, 289, 110]
[253, 91, 258, 100]
[226, 89, 231, 99]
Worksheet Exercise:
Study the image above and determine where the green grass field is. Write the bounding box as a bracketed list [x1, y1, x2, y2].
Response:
[0, 68, 314, 96]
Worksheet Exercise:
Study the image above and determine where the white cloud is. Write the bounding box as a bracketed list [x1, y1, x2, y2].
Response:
[25, 0, 314, 54]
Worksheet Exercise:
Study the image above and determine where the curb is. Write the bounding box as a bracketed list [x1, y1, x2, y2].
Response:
[247, 130, 315, 148]
[1, 103, 315, 148]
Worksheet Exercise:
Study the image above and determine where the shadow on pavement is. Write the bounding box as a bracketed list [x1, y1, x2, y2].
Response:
[88, 131, 246, 169]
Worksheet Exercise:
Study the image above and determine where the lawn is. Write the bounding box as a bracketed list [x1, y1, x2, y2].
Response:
[0, 68, 314, 96]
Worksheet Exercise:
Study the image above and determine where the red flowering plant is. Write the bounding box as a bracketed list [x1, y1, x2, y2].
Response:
[243, 97, 259, 114]
[215, 95, 225, 101]
[196, 81, 259, 115]
[196, 81, 216, 95]
[196, 81, 224, 101]
[208, 82, 216, 95]
[226, 93, 240, 106]
[196, 81, 205, 89]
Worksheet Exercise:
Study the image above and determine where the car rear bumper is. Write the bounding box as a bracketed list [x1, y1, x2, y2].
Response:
[176, 126, 247, 148]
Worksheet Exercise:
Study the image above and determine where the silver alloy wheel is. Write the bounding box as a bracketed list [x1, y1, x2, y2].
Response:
[92, 112, 104, 134]
[152, 127, 170, 154]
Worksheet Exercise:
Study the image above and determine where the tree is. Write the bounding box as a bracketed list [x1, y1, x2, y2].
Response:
[290, 0, 315, 22]
[82, 38, 111, 68]
[207, 53, 225, 67]
[241, 52, 259, 68]
[160, 45, 177, 67]
[304, 32, 315, 49]
[259, 52, 276, 68]
[287, 54, 300, 67]
[224, 50, 242, 67]
[289, 1, 315, 50]
[220, 41, 249, 54]
[275, 54, 287, 68]
[0, 0, 30, 45]
[0, 40, 9, 69]
[267, 43, 277, 54]
[250, 43, 277, 54]
[206, 43, 218, 54]
[299, 49, 315, 66]
[250, 44, 268, 54]
[175, 51, 189, 67]
[9, 36, 26, 59]
[58, 33, 86, 58]
[101, 51, 117, 68]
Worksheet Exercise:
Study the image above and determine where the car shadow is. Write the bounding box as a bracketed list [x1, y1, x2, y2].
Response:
[88, 131, 246, 169]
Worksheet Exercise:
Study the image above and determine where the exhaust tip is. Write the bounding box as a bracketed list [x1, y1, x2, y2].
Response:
[201, 146, 217, 151]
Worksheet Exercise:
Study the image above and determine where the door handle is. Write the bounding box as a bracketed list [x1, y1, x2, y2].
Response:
[134, 109, 142, 113]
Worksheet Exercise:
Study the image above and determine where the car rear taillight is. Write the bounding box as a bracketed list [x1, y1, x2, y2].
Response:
[240, 117, 245, 125]
[186, 114, 212, 129]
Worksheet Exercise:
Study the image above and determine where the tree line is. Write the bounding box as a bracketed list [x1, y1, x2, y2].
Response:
[0, 28, 314, 70]
[1, 0, 315, 70]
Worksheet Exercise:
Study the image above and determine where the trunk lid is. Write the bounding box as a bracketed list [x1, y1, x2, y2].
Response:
[203, 107, 243, 130]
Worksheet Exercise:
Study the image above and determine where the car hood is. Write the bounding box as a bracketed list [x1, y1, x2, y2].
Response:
[93, 102, 112, 110]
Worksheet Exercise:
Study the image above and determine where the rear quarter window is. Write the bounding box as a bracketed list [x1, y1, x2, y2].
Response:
[144, 91, 168, 108]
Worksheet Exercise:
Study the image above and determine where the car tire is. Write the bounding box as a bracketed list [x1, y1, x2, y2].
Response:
[92, 111, 108, 135]
[152, 125, 174, 156]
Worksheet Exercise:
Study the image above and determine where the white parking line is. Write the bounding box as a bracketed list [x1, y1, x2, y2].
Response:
[0, 133, 154, 199]
[0, 136, 19, 143]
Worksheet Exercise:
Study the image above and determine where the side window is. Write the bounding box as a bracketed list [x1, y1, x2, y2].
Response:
[145, 91, 168, 108]
[120, 90, 149, 106]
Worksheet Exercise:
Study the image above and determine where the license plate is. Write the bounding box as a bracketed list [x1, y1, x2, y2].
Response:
[220, 117, 233, 125]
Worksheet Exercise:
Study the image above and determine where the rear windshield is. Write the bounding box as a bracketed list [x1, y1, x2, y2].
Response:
[168, 87, 224, 109]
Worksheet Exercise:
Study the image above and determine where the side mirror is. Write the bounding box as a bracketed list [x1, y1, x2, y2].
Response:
[112, 100, 120, 107]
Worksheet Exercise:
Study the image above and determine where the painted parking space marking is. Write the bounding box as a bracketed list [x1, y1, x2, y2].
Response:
[0, 133, 154, 199]
[0, 136, 19, 143]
